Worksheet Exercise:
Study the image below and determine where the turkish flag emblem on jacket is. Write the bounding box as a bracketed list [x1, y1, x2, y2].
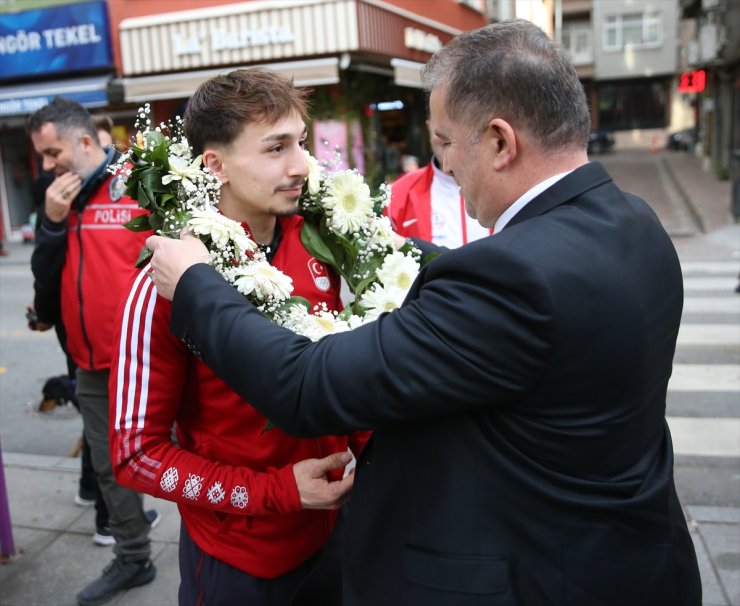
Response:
[307, 258, 330, 292]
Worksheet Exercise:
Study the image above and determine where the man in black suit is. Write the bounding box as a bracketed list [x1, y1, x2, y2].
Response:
[146, 19, 701, 606]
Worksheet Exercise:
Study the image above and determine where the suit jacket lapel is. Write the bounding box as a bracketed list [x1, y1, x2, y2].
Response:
[505, 161, 613, 229]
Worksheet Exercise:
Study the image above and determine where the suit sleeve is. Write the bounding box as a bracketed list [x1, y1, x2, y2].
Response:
[169, 244, 552, 436]
[110, 268, 303, 515]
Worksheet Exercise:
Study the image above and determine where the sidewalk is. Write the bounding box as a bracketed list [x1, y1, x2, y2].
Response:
[1, 149, 737, 606]
[0, 453, 181, 606]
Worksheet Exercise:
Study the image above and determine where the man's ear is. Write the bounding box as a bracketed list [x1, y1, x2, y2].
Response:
[486, 118, 517, 170]
[202, 149, 228, 184]
[79, 133, 96, 152]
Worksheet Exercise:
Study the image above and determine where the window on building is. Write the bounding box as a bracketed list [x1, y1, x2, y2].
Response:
[562, 22, 593, 65]
[603, 11, 662, 51]
[597, 79, 669, 131]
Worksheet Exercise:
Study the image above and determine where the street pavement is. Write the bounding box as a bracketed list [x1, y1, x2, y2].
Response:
[0, 148, 738, 605]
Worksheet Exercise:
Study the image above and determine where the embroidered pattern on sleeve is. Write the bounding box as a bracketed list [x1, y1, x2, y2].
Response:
[160, 466, 179, 492]
[230, 486, 249, 509]
[183, 473, 204, 500]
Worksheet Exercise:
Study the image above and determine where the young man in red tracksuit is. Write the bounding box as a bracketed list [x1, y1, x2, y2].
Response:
[28, 97, 160, 606]
[110, 69, 369, 606]
[386, 118, 492, 247]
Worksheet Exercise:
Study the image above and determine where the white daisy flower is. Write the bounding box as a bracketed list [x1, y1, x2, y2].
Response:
[376, 251, 420, 291]
[169, 138, 191, 157]
[322, 171, 374, 235]
[305, 151, 322, 196]
[187, 209, 252, 250]
[367, 215, 396, 250]
[233, 261, 293, 301]
[359, 284, 407, 320]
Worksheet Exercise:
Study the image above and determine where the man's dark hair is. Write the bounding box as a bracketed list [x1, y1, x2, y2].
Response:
[92, 114, 114, 135]
[27, 96, 98, 141]
[421, 19, 590, 152]
[184, 68, 310, 155]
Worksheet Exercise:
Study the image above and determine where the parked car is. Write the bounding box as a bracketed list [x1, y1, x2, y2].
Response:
[666, 128, 697, 152]
[587, 130, 615, 154]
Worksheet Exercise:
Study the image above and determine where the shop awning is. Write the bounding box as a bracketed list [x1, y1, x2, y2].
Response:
[117, 58, 340, 103]
[0, 74, 111, 117]
[391, 58, 424, 89]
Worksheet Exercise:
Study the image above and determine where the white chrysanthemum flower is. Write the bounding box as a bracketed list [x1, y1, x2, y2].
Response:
[359, 284, 407, 320]
[367, 215, 396, 250]
[162, 154, 204, 191]
[169, 138, 191, 157]
[232, 231, 258, 256]
[187, 209, 254, 251]
[376, 251, 420, 291]
[346, 314, 366, 330]
[305, 151, 322, 196]
[305, 311, 344, 336]
[322, 171, 374, 235]
[233, 261, 293, 301]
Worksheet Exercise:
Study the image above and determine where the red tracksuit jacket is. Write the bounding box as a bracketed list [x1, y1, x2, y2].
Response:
[110, 214, 369, 578]
[32, 157, 150, 371]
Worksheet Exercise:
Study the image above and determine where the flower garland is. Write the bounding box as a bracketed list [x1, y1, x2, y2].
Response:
[111, 105, 422, 340]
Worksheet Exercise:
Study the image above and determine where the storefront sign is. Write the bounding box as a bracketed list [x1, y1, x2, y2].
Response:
[0, 74, 110, 117]
[0, 1, 112, 80]
[173, 26, 294, 57]
[678, 69, 706, 93]
[404, 27, 442, 53]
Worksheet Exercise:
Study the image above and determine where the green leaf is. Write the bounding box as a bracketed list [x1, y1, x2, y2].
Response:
[134, 246, 153, 268]
[419, 250, 441, 267]
[337, 306, 356, 321]
[144, 131, 166, 149]
[300, 222, 337, 267]
[123, 214, 152, 232]
[353, 272, 381, 299]
[140, 166, 171, 194]
[136, 182, 155, 209]
[149, 214, 164, 233]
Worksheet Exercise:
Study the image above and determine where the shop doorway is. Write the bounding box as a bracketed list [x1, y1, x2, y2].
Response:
[0, 129, 35, 242]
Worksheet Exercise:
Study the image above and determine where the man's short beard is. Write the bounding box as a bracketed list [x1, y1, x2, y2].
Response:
[274, 207, 299, 217]
[271, 200, 300, 217]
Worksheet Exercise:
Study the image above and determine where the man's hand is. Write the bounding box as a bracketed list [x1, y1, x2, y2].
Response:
[146, 232, 209, 300]
[25, 305, 52, 332]
[293, 451, 355, 510]
[45, 173, 82, 222]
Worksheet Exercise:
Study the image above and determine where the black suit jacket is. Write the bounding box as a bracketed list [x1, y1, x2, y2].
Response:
[171, 162, 700, 605]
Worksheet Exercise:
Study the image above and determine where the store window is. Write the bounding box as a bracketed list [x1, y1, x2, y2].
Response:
[597, 80, 668, 131]
[0, 130, 35, 233]
[603, 11, 662, 52]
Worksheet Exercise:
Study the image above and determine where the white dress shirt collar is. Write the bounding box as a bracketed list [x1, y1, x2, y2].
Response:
[494, 170, 573, 233]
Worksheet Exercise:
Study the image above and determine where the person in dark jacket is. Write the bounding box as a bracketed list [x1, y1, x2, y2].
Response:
[144, 20, 701, 606]
[28, 97, 160, 606]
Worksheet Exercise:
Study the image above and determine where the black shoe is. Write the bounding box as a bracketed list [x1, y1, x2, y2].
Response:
[77, 558, 156, 606]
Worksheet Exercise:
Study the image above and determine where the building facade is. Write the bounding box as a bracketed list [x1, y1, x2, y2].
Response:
[0, 0, 487, 241]
[555, 0, 683, 149]
[677, 0, 739, 213]
[0, 0, 116, 241]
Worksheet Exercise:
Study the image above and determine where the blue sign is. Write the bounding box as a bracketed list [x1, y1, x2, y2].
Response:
[0, 83, 108, 116]
[0, 1, 112, 80]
